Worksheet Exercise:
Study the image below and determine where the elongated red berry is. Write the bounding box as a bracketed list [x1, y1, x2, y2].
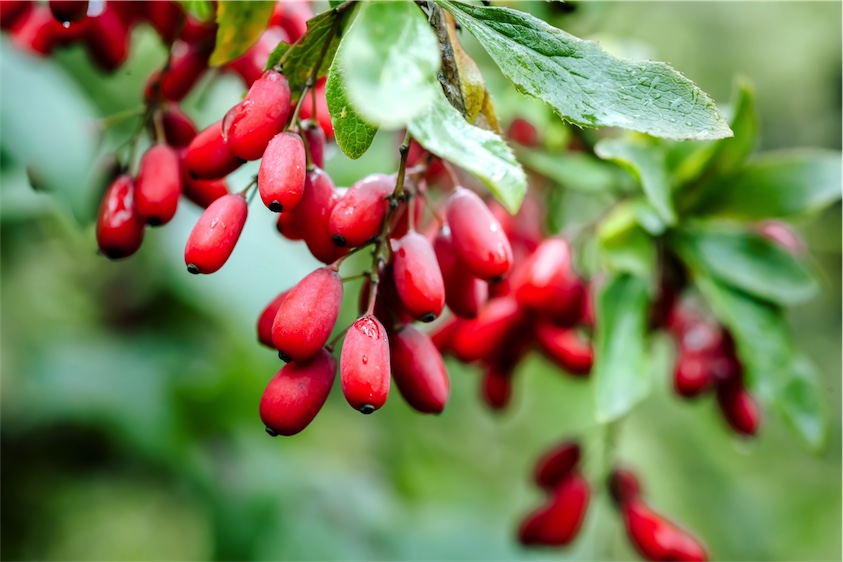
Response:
[513, 238, 581, 320]
[451, 297, 522, 363]
[227, 26, 288, 87]
[1, 1, 33, 31]
[534, 323, 593, 376]
[96, 174, 145, 259]
[301, 119, 326, 169]
[257, 290, 289, 348]
[145, 42, 209, 102]
[257, 131, 305, 212]
[161, 105, 197, 148]
[83, 6, 129, 72]
[507, 117, 539, 147]
[519, 473, 590, 546]
[181, 172, 229, 208]
[329, 173, 393, 248]
[623, 500, 708, 561]
[260, 348, 336, 436]
[391, 232, 445, 322]
[184, 120, 243, 180]
[608, 468, 641, 506]
[390, 325, 449, 414]
[434, 228, 487, 319]
[534, 441, 581, 489]
[49, 0, 87, 23]
[276, 210, 303, 240]
[716, 377, 760, 436]
[673, 351, 714, 398]
[272, 267, 342, 362]
[341, 314, 390, 414]
[143, 0, 181, 43]
[481, 364, 512, 411]
[446, 187, 512, 280]
[135, 144, 181, 225]
[294, 168, 347, 264]
[184, 193, 247, 274]
[223, 70, 291, 161]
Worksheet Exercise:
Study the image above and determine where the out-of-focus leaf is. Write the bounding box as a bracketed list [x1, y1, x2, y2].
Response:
[437, 0, 732, 140]
[597, 202, 657, 278]
[779, 354, 829, 451]
[674, 224, 820, 306]
[408, 89, 527, 214]
[687, 150, 842, 220]
[518, 150, 626, 194]
[179, 0, 213, 21]
[593, 273, 652, 422]
[338, 1, 440, 128]
[210, 1, 275, 66]
[595, 136, 675, 224]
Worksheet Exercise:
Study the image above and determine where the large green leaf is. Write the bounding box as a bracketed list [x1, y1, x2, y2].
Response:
[597, 201, 657, 278]
[689, 150, 842, 220]
[408, 89, 527, 213]
[517, 149, 628, 194]
[437, 0, 732, 141]
[210, 1, 275, 66]
[674, 225, 820, 306]
[595, 136, 675, 224]
[593, 274, 652, 422]
[692, 274, 828, 449]
[265, 8, 347, 102]
[337, 1, 440, 128]
[325, 15, 378, 160]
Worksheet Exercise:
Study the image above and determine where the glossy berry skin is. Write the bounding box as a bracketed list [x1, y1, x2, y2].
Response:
[434, 228, 488, 319]
[260, 348, 336, 437]
[183, 193, 248, 274]
[181, 173, 229, 209]
[623, 500, 708, 562]
[391, 232, 446, 322]
[257, 131, 305, 212]
[519, 473, 590, 547]
[451, 297, 523, 363]
[673, 352, 714, 398]
[328, 173, 393, 248]
[301, 119, 326, 169]
[96, 174, 145, 259]
[534, 323, 593, 376]
[293, 168, 347, 264]
[272, 267, 343, 362]
[83, 7, 129, 72]
[223, 70, 291, 161]
[184, 120, 243, 180]
[446, 187, 513, 280]
[49, 1, 88, 23]
[533, 442, 581, 490]
[390, 325, 449, 414]
[513, 238, 581, 322]
[341, 315, 391, 414]
[716, 377, 760, 436]
[257, 290, 290, 349]
[161, 106, 197, 148]
[146, 43, 209, 102]
[135, 144, 181, 225]
[276, 210, 303, 240]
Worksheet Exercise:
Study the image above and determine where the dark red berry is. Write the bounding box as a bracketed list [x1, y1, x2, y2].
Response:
[271, 267, 343, 362]
[183, 120, 243, 180]
[259, 348, 336, 436]
[481, 364, 512, 411]
[392, 231, 445, 322]
[49, 0, 87, 23]
[533, 441, 581, 489]
[673, 351, 714, 398]
[135, 144, 181, 226]
[716, 377, 760, 436]
[390, 325, 449, 414]
[513, 238, 583, 324]
[96, 174, 145, 259]
[340, 314, 391, 413]
[223, 70, 291, 161]
[446, 187, 513, 280]
[534, 323, 593, 376]
[257, 131, 305, 212]
[434, 228, 488, 319]
[143, 0, 181, 43]
[257, 290, 290, 349]
[518, 473, 590, 547]
[83, 6, 129, 71]
[622, 500, 708, 562]
[0, 1, 33, 31]
[608, 468, 641, 507]
[276, 210, 303, 240]
[184, 193, 248, 274]
[450, 297, 523, 363]
[293, 168, 347, 264]
[301, 119, 326, 169]
[181, 173, 229, 209]
[161, 105, 197, 148]
[328, 173, 393, 248]
[145, 42, 210, 102]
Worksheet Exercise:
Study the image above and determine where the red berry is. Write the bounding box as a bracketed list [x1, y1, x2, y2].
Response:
[298, 80, 333, 138]
[227, 26, 288, 87]
[481, 364, 512, 411]
[10, 6, 61, 55]
[294, 168, 347, 264]
[433, 228, 488, 319]
[450, 297, 523, 363]
[608, 468, 641, 507]
[257, 131, 306, 212]
[161, 105, 197, 148]
[177, 14, 216, 44]
[83, 6, 130, 72]
[257, 290, 290, 349]
[533, 441, 581, 489]
[223, 70, 291, 161]
[446, 187, 513, 280]
[389, 325, 450, 414]
[329, 173, 393, 248]
[623, 500, 708, 562]
[146, 42, 210, 102]
[183, 120, 243, 180]
[49, 0, 87, 23]
[272, 267, 343, 362]
[184, 193, 248, 274]
[260, 348, 336, 437]
[1, 1, 33, 31]
[96, 174, 145, 259]
[534, 324, 593, 376]
[391, 231, 446, 322]
[673, 351, 714, 398]
[518, 473, 590, 546]
[301, 119, 326, 169]
[270, 0, 312, 41]
[135, 144, 181, 226]
[716, 377, 760, 436]
[143, 1, 181, 43]
[507, 117, 539, 147]
[340, 315, 391, 414]
[276, 210, 303, 241]
[181, 172, 229, 209]
[513, 238, 583, 323]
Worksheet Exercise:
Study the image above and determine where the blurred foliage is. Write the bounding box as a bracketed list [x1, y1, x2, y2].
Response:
[1, 2, 841, 561]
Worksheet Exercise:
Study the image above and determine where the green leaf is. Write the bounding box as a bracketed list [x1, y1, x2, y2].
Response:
[437, 0, 732, 141]
[210, 1, 275, 66]
[689, 149, 842, 220]
[517, 149, 627, 194]
[408, 88, 527, 214]
[593, 274, 652, 422]
[329, 0, 344, 7]
[325, 35, 379, 160]
[597, 202, 657, 278]
[178, 0, 213, 21]
[779, 354, 829, 451]
[337, 1, 440, 128]
[595, 136, 675, 224]
[673, 225, 820, 306]
[265, 9, 346, 102]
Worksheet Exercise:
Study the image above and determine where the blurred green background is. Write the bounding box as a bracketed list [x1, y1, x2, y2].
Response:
[1, 2, 840, 560]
